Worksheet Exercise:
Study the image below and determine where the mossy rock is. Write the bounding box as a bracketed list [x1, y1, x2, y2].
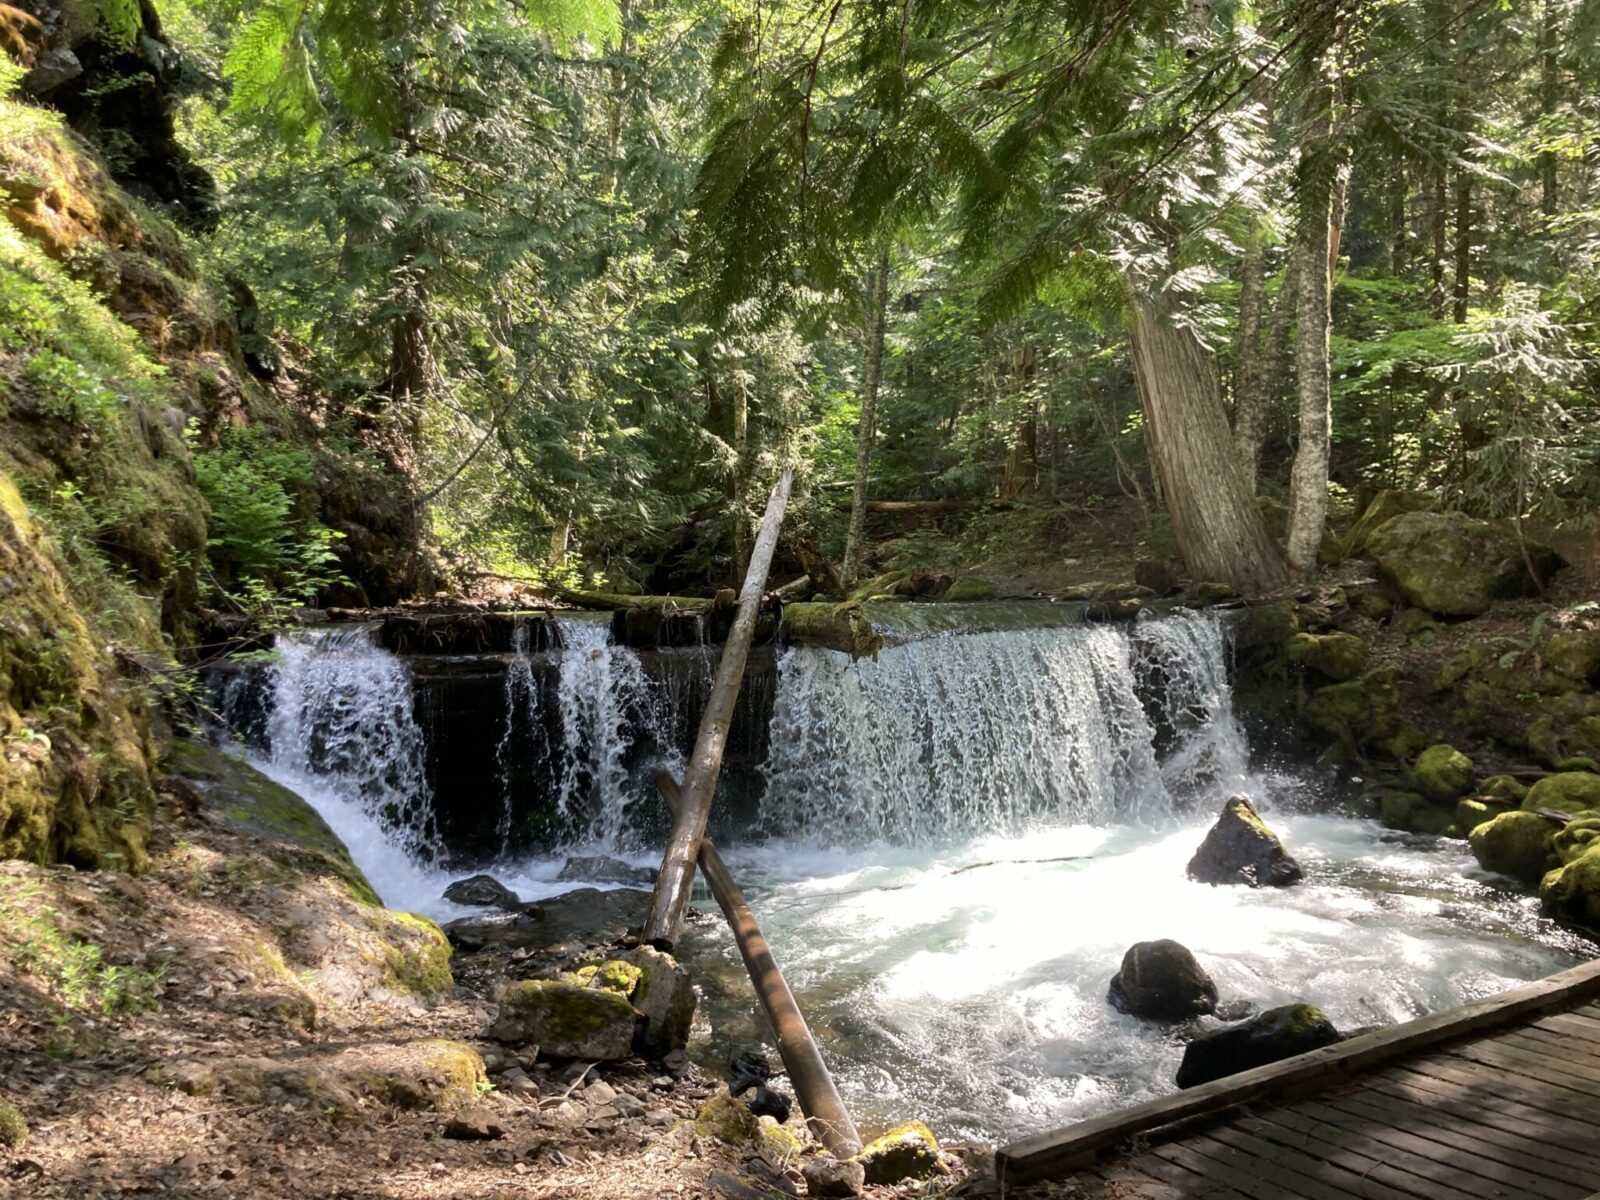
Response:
[1540, 844, 1600, 924]
[1302, 668, 1406, 753]
[944, 578, 995, 602]
[489, 980, 637, 1059]
[1456, 798, 1511, 836]
[855, 1120, 941, 1185]
[1232, 598, 1300, 670]
[1184, 581, 1240, 607]
[694, 1092, 760, 1144]
[758, 1116, 804, 1164]
[1411, 744, 1475, 802]
[569, 959, 644, 996]
[1552, 817, 1600, 866]
[1379, 791, 1457, 837]
[0, 1100, 25, 1148]
[1546, 630, 1600, 685]
[1175, 1004, 1341, 1089]
[1286, 632, 1368, 682]
[1367, 511, 1563, 617]
[1343, 489, 1438, 556]
[381, 912, 454, 997]
[1480, 775, 1528, 803]
[1345, 586, 1394, 621]
[1469, 811, 1556, 884]
[1522, 773, 1600, 816]
[1527, 695, 1600, 769]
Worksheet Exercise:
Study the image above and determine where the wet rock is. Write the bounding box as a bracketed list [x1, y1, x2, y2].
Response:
[1541, 842, 1600, 922]
[1470, 811, 1557, 883]
[1411, 744, 1475, 802]
[1522, 772, 1600, 816]
[444, 1106, 507, 1140]
[854, 1120, 942, 1185]
[489, 980, 637, 1059]
[1187, 797, 1303, 888]
[1286, 632, 1368, 682]
[1175, 1003, 1342, 1089]
[441, 909, 546, 953]
[541, 887, 652, 940]
[729, 1050, 772, 1096]
[443, 873, 524, 910]
[945, 577, 996, 602]
[747, 1084, 792, 1123]
[557, 855, 656, 887]
[803, 1157, 866, 1198]
[1367, 511, 1562, 616]
[1379, 790, 1457, 837]
[1455, 797, 1511, 836]
[1107, 940, 1218, 1020]
[1547, 630, 1600, 686]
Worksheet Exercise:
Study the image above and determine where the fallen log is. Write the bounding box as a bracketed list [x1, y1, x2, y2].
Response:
[643, 468, 794, 947]
[832, 498, 987, 515]
[552, 587, 712, 613]
[655, 771, 862, 1159]
[779, 602, 884, 660]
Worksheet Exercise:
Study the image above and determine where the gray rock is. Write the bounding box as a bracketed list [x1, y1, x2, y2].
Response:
[443, 1106, 507, 1140]
[558, 855, 656, 887]
[444, 873, 524, 910]
[1107, 940, 1217, 1020]
[1187, 796, 1303, 888]
[489, 980, 638, 1060]
[629, 946, 698, 1058]
[802, 1158, 866, 1198]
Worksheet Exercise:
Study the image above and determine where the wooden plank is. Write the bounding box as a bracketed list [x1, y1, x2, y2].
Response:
[1532, 1011, 1600, 1047]
[1392, 1055, 1600, 1125]
[1365, 1070, 1600, 1167]
[996, 957, 1600, 1183]
[1237, 1110, 1478, 1200]
[1121, 1146, 1249, 1198]
[1206, 1124, 1388, 1200]
[1320, 1088, 1592, 1193]
[1286, 1098, 1568, 1200]
[1180, 1131, 1368, 1200]
[1151, 1137, 1324, 1200]
[1446, 1038, 1600, 1094]
[1504, 1024, 1600, 1067]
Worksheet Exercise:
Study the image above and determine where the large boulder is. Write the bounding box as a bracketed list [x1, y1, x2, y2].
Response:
[1107, 940, 1218, 1020]
[1301, 668, 1410, 757]
[1546, 630, 1600, 685]
[1285, 632, 1368, 682]
[1523, 772, 1600, 816]
[488, 980, 637, 1059]
[557, 855, 655, 887]
[1469, 811, 1556, 883]
[1380, 791, 1457, 837]
[628, 947, 698, 1057]
[443, 873, 524, 910]
[1175, 1004, 1342, 1089]
[1343, 490, 1437, 556]
[1366, 511, 1562, 617]
[1540, 844, 1600, 924]
[1187, 797, 1303, 888]
[1411, 744, 1475, 802]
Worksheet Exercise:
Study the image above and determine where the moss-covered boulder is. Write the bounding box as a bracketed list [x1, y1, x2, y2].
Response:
[1469, 811, 1556, 883]
[628, 946, 697, 1058]
[1301, 668, 1408, 755]
[1187, 796, 1302, 887]
[1343, 490, 1438, 556]
[944, 578, 996, 602]
[1285, 632, 1368, 682]
[1456, 798, 1511, 836]
[694, 1091, 760, 1144]
[1540, 844, 1600, 924]
[1367, 511, 1563, 617]
[855, 1121, 942, 1185]
[1526, 695, 1600, 769]
[1522, 772, 1600, 816]
[1175, 1004, 1342, 1089]
[1380, 791, 1457, 837]
[1546, 630, 1600, 685]
[1552, 817, 1600, 866]
[489, 979, 637, 1059]
[1480, 775, 1529, 803]
[0, 1099, 25, 1148]
[1411, 744, 1475, 802]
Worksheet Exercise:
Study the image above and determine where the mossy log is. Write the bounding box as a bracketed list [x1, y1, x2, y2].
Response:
[780, 602, 885, 660]
[552, 587, 715, 613]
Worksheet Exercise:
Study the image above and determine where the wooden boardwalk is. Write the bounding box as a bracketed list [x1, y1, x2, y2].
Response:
[997, 960, 1600, 1199]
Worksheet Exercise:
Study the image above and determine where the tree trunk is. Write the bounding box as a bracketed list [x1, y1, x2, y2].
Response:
[1429, 164, 1449, 319]
[1452, 171, 1472, 323]
[1233, 228, 1268, 489]
[841, 253, 890, 588]
[1127, 297, 1287, 595]
[999, 345, 1038, 499]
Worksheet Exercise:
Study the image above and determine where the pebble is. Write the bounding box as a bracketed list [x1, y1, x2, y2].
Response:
[584, 1080, 617, 1104]
[644, 1108, 674, 1126]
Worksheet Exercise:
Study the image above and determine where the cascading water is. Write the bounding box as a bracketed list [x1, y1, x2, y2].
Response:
[494, 621, 538, 855]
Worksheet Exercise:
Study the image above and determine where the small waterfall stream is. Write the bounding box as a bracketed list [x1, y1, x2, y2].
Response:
[212, 606, 1595, 1145]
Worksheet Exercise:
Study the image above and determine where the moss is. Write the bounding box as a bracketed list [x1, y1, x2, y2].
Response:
[0, 1100, 25, 1148]
[1480, 775, 1528, 803]
[855, 1120, 941, 1185]
[380, 912, 454, 997]
[1343, 490, 1438, 556]
[1380, 791, 1457, 836]
[1553, 818, 1600, 866]
[1469, 811, 1555, 884]
[1522, 773, 1600, 816]
[1455, 799, 1508, 836]
[1286, 632, 1368, 682]
[1526, 696, 1600, 769]
[1540, 844, 1600, 924]
[944, 578, 995, 602]
[1546, 631, 1600, 685]
[1411, 744, 1475, 801]
[489, 980, 637, 1058]
[694, 1092, 759, 1144]
[1302, 668, 1405, 755]
[759, 1116, 804, 1164]
[568, 959, 643, 996]
[1367, 511, 1562, 617]
[418, 1039, 487, 1110]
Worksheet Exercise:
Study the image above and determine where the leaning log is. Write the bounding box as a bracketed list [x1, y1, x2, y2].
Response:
[779, 602, 884, 660]
[642, 468, 795, 948]
[656, 771, 862, 1158]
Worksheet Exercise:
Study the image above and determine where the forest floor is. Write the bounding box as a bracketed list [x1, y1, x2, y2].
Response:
[0, 790, 979, 1200]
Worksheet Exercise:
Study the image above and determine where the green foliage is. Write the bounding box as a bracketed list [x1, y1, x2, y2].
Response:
[6, 890, 164, 1018]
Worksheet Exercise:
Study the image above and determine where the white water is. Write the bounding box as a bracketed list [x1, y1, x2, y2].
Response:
[228, 610, 1593, 1144]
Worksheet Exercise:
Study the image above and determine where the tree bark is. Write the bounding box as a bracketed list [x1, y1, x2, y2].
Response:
[1429, 164, 1449, 319]
[842, 253, 890, 588]
[999, 345, 1038, 500]
[1127, 297, 1287, 596]
[1452, 171, 1472, 323]
[643, 469, 794, 948]
[1261, 256, 1300, 414]
[1233, 228, 1268, 489]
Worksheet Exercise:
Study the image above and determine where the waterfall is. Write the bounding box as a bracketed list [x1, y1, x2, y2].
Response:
[759, 610, 1245, 842]
[260, 625, 438, 857]
[494, 620, 538, 855]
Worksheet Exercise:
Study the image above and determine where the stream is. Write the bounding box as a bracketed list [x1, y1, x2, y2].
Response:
[214, 606, 1595, 1145]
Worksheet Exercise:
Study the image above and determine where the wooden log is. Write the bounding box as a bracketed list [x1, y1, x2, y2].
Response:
[779, 601, 885, 660]
[552, 587, 713, 613]
[832, 498, 987, 515]
[995, 956, 1600, 1185]
[795, 537, 845, 599]
[655, 771, 862, 1159]
[642, 468, 794, 948]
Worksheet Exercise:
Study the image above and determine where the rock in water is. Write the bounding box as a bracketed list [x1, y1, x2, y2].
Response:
[557, 855, 656, 887]
[728, 1050, 772, 1097]
[746, 1084, 791, 1124]
[629, 946, 697, 1058]
[443, 873, 524, 910]
[1187, 796, 1303, 888]
[1107, 940, 1218, 1020]
[1175, 1003, 1342, 1089]
[488, 980, 637, 1059]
